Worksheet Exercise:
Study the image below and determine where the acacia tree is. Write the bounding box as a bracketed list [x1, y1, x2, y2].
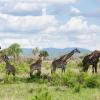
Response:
[39, 50, 49, 59]
[8, 43, 22, 61]
[32, 47, 40, 57]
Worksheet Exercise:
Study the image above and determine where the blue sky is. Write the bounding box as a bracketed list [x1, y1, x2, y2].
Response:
[0, 0, 100, 50]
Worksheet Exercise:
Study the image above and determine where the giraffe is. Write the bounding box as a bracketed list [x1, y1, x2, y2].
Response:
[82, 50, 100, 73]
[2, 55, 16, 76]
[51, 48, 80, 73]
[29, 55, 43, 77]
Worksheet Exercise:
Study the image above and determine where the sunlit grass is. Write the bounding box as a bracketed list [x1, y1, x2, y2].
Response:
[0, 61, 100, 100]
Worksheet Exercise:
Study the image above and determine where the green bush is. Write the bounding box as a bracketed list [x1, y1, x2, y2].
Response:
[32, 86, 52, 100]
[3, 74, 15, 84]
[61, 70, 77, 87]
[77, 72, 88, 84]
[51, 73, 62, 86]
[15, 63, 29, 73]
[51, 70, 77, 87]
[42, 61, 50, 70]
[84, 75, 99, 88]
[0, 63, 5, 72]
[73, 83, 81, 93]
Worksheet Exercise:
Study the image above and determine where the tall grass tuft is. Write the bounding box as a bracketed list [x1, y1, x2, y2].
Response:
[32, 86, 52, 100]
[51, 70, 77, 87]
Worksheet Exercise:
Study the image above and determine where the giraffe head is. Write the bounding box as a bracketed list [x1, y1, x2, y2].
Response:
[92, 50, 100, 58]
[74, 48, 80, 53]
[2, 55, 9, 62]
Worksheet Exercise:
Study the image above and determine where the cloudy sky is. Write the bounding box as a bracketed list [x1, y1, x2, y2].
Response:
[0, 0, 100, 50]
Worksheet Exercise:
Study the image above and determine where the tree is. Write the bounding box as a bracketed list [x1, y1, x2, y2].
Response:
[0, 48, 9, 57]
[32, 47, 40, 57]
[40, 50, 49, 59]
[8, 43, 22, 61]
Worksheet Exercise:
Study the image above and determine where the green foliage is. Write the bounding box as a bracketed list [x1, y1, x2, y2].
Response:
[77, 72, 88, 84]
[84, 75, 99, 88]
[77, 73, 100, 88]
[51, 71, 100, 88]
[40, 50, 49, 58]
[73, 83, 81, 93]
[51, 73, 62, 86]
[3, 74, 15, 84]
[61, 70, 77, 87]
[51, 70, 77, 87]
[32, 86, 52, 100]
[15, 62, 29, 73]
[7, 43, 22, 61]
[27, 58, 34, 64]
[0, 63, 5, 71]
[42, 61, 50, 70]
[78, 62, 83, 68]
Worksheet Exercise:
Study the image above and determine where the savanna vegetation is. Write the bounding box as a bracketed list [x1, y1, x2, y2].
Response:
[0, 43, 100, 100]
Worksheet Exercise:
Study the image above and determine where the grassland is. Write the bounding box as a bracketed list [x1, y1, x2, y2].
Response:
[0, 61, 100, 100]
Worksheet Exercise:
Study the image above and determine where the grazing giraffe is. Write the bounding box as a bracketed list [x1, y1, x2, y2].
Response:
[51, 48, 80, 73]
[82, 50, 100, 73]
[2, 55, 16, 76]
[29, 55, 43, 77]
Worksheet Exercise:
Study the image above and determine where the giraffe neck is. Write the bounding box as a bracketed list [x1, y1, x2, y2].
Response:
[62, 50, 75, 62]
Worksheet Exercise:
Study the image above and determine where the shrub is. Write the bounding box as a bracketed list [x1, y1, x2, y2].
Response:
[73, 83, 81, 93]
[61, 70, 77, 87]
[15, 63, 29, 73]
[32, 86, 52, 100]
[42, 61, 50, 70]
[51, 73, 62, 86]
[84, 75, 99, 88]
[77, 72, 88, 84]
[3, 74, 15, 84]
[51, 70, 77, 87]
[0, 63, 5, 72]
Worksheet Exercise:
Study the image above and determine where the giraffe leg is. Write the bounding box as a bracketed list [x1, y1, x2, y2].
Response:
[84, 64, 89, 72]
[94, 64, 97, 73]
[6, 70, 10, 75]
[12, 72, 15, 77]
[30, 69, 33, 78]
[12, 72, 15, 80]
[8, 72, 10, 76]
[51, 66, 56, 74]
[64, 67, 66, 73]
[51, 66, 53, 74]
[62, 68, 63, 73]
[83, 63, 86, 72]
[92, 65, 95, 74]
[37, 68, 41, 76]
[62, 67, 65, 73]
[62, 64, 66, 73]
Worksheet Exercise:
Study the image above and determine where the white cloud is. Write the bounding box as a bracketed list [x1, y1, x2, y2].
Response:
[71, 7, 80, 14]
[60, 16, 88, 32]
[59, 16, 100, 50]
[0, 0, 100, 51]
[0, 0, 79, 16]
[0, 0, 78, 4]
[0, 12, 58, 33]
[14, 3, 41, 11]
[0, 15, 100, 50]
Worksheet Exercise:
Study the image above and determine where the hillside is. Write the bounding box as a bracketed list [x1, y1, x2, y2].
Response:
[22, 47, 91, 58]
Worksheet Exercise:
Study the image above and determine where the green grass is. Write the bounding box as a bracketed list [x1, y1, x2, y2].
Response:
[0, 61, 100, 100]
[0, 83, 100, 100]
